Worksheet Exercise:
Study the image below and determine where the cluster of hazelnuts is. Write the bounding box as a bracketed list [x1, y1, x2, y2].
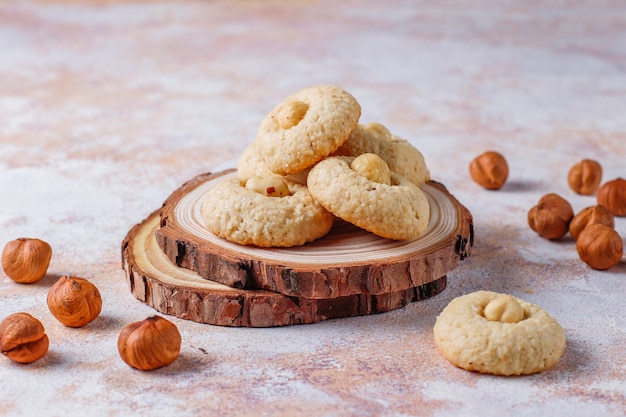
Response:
[0, 239, 181, 370]
[470, 152, 625, 271]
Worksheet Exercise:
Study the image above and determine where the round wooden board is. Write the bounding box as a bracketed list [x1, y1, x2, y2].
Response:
[157, 170, 473, 299]
[121, 212, 447, 327]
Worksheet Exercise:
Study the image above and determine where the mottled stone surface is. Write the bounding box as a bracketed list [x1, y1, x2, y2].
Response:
[0, 1, 625, 416]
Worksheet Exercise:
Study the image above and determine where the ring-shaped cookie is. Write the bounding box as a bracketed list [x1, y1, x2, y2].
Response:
[307, 156, 430, 240]
[255, 85, 361, 176]
[335, 123, 430, 186]
[433, 291, 566, 376]
[201, 178, 334, 247]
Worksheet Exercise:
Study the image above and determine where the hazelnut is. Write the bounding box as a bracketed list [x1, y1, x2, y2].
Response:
[1, 238, 52, 284]
[469, 151, 509, 190]
[47, 276, 102, 328]
[350, 153, 392, 185]
[576, 224, 623, 270]
[597, 178, 626, 217]
[567, 159, 602, 195]
[245, 176, 290, 197]
[569, 205, 615, 241]
[483, 294, 525, 323]
[118, 316, 181, 371]
[527, 193, 574, 240]
[0, 312, 49, 364]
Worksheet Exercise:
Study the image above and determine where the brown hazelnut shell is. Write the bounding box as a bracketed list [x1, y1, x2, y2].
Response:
[0, 312, 49, 364]
[567, 159, 602, 195]
[576, 224, 623, 270]
[1, 238, 52, 284]
[47, 276, 102, 328]
[118, 316, 181, 371]
[528, 193, 574, 240]
[469, 151, 509, 190]
[597, 178, 626, 217]
[569, 205, 615, 241]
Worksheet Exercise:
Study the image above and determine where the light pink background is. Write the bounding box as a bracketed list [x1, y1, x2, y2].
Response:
[0, 1, 624, 416]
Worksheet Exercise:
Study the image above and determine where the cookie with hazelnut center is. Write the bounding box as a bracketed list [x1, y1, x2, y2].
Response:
[307, 155, 430, 240]
[334, 122, 431, 186]
[433, 291, 566, 376]
[201, 176, 334, 247]
[255, 85, 361, 176]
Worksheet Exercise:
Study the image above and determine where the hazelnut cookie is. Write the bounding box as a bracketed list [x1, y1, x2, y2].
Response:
[255, 85, 361, 176]
[307, 155, 430, 240]
[433, 291, 566, 376]
[201, 176, 334, 247]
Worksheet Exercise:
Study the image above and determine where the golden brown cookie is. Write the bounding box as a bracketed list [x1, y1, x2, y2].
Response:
[335, 122, 430, 186]
[433, 291, 566, 376]
[237, 141, 274, 181]
[201, 176, 334, 247]
[255, 85, 361, 176]
[307, 156, 430, 240]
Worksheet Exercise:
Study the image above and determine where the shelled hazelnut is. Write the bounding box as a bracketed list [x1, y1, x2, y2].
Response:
[118, 316, 181, 371]
[1, 238, 52, 284]
[245, 176, 290, 197]
[576, 224, 623, 270]
[597, 178, 626, 217]
[483, 294, 524, 323]
[47, 276, 102, 328]
[568, 205, 615, 241]
[567, 159, 602, 195]
[0, 312, 49, 364]
[469, 151, 509, 190]
[528, 193, 574, 240]
[351, 153, 392, 185]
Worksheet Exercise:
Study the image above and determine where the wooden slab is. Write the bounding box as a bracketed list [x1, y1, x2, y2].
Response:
[121, 212, 447, 327]
[156, 170, 473, 299]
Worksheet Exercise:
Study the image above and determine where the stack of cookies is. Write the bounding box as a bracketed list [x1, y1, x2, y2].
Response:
[121, 85, 473, 327]
[204, 84, 433, 248]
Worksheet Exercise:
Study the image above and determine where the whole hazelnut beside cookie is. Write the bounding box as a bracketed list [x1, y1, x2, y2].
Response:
[528, 193, 574, 240]
[47, 276, 102, 328]
[469, 151, 509, 190]
[2, 238, 52, 284]
[0, 312, 49, 364]
[576, 224, 623, 270]
[118, 316, 181, 371]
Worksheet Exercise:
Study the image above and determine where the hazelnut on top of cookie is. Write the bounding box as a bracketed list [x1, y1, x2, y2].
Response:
[244, 176, 290, 197]
[202, 177, 334, 248]
[350, 153, 392, 186]
[482, 294, 524, 323]
[334, 122, 431, 187]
